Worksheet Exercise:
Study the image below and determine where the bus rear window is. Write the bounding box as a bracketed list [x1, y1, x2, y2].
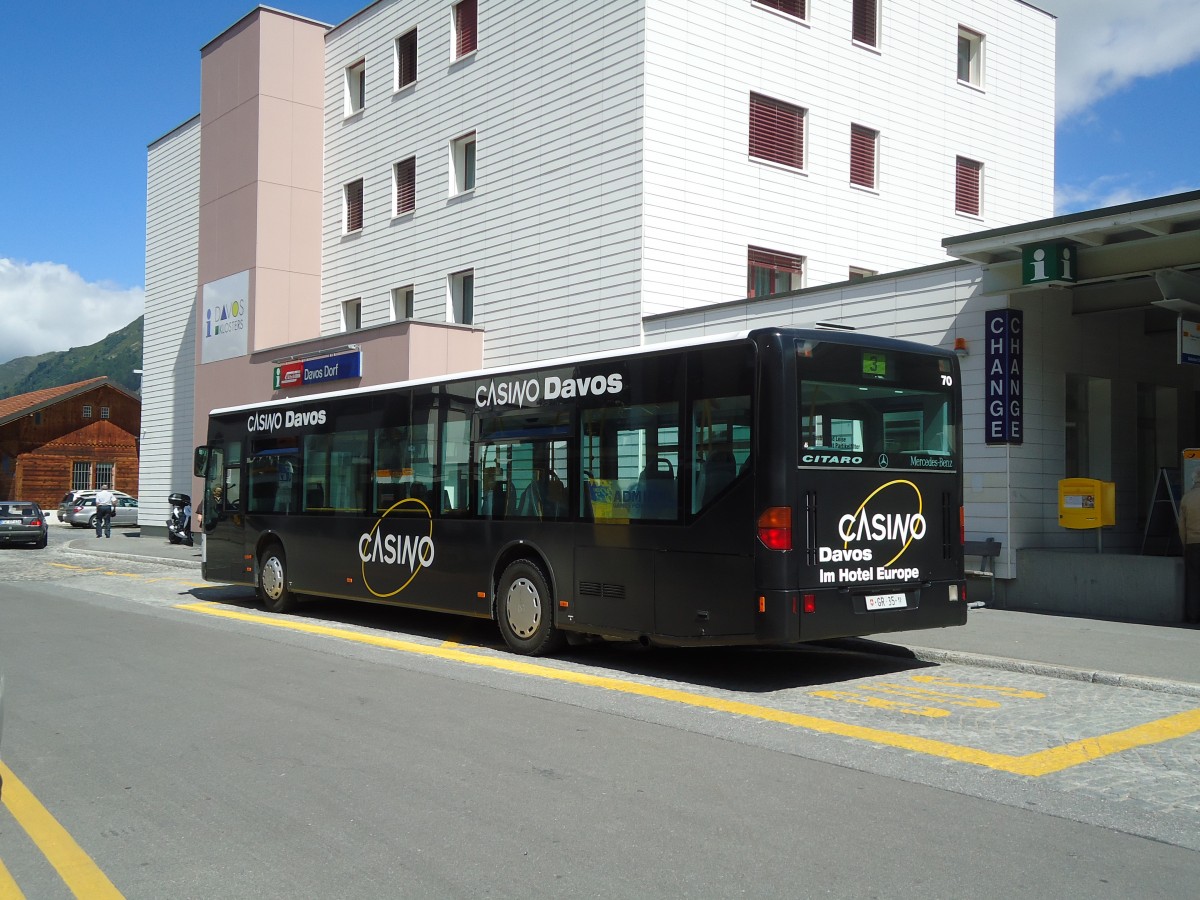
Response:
[799, 380, 956, 469]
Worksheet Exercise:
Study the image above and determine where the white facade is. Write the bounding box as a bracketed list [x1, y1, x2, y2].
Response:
[140, 116, 201, 526]
[319, 0, 1055, 365]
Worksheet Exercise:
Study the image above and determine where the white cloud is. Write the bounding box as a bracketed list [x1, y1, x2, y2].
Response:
[1039, 0, 1200, 121]
[0, 258, 144, 364]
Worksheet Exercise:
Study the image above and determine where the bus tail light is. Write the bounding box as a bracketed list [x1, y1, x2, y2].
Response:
[959, 506, 966, 545]
[757, 507, 792, 550]
[802, 593, 816, 613]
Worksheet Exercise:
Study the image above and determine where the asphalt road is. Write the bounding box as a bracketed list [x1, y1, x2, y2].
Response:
[1, 538, 1198, 898]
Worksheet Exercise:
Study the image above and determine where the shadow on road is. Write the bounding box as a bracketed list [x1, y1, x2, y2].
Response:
[181, 587, 935, 692]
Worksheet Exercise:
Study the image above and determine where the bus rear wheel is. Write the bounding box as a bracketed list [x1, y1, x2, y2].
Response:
[258, 544, 297, 613]
[496, 560, 564, 656]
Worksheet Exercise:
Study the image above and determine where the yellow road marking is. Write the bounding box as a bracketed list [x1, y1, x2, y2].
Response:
[865, 683, 1002, 708]
[0, 854, 26, 899]
[809, 689, 949, 718]
[48, 562, 207, 590]
[176, 601, 1200, 777]
[909, 675, 1046, 699]
[0, 762, 123, 899]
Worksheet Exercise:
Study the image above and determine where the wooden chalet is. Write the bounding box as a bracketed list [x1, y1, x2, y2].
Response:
[0, 377, 140, 510]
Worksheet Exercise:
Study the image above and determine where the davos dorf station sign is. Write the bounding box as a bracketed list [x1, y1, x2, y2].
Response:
[274, 350, 363, 389]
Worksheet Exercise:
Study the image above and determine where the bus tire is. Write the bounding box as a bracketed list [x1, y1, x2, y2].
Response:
[496, 560, 564, 656]
[258, 544, 297, 613]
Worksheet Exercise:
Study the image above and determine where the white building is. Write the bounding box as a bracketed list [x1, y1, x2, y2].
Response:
[320, 0, 1054, 363]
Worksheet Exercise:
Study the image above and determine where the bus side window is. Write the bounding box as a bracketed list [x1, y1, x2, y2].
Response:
[692, 394, 751, 514]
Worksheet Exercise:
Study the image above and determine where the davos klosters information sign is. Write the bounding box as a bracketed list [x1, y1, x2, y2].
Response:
[985, 309, 1023, 445]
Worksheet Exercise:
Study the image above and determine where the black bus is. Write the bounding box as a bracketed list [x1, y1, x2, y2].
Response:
[194, 327, 967, 655]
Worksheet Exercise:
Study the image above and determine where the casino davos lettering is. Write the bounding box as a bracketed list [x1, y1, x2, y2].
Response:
[476, 373, 623, 408]
[816, 480, 927, 584]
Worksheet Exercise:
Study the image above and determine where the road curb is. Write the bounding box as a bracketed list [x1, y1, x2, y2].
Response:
[63, 546, 202, 571]
[836, 638, 1200, 699]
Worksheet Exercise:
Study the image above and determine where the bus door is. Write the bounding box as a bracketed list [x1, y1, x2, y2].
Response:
[199, 441, 246, 583]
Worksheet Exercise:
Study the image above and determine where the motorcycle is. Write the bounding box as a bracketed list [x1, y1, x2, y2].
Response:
[166, 492, 193, 546]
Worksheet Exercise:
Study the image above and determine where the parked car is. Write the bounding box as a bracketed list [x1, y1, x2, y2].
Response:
[0, 501, 50, 548]
[62, 495, 140, 530]
[58, 490, 132, 524]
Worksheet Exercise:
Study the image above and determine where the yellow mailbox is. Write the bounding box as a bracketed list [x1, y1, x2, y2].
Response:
[1058, 478, 1115, 529]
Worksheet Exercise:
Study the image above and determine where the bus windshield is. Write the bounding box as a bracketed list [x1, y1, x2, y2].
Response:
[798, 341, 958, 470]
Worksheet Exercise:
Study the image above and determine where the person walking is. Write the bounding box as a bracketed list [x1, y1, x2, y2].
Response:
[1179, 469, 1200, 624]
[95, 483, 116, 539]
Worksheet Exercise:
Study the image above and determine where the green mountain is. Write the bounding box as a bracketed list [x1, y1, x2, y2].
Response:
[0, 317, 143, 398]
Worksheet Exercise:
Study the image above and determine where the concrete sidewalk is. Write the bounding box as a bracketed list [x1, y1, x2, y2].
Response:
[61, 527, 1200, 696]
[841, 607, 1200, 697]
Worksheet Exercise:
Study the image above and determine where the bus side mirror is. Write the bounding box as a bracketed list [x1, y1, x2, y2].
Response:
[194, 447, 210, 478]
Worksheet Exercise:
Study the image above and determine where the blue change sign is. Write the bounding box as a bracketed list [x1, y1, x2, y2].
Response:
[302, 350, 363, 385]
[985, 309, 1022, 445]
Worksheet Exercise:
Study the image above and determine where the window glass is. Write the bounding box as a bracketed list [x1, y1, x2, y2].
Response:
[748, 247, 803, 298]
[799, 381, 954, 467]
[375, 415, 416, 514]
[441, 411, 471, 515]
[477, 408, 571, 521]
[582, 402, 679, 522]
[247, 448, 300, 514]
[692, 396, 752, 513]
[304, 430, 370, 514]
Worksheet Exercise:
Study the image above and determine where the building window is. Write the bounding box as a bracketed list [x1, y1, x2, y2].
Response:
[849, 267, 876, 280]
[451, 132, 477, 194]
[345, 59, 366, 116]
[96, 462, 114, 488]
[344, 179, 364, 233]
[395, 29, 417, 90]
[852, 0, 879, 48]
[749, 93, 805, 171]
[454, 0, 478, 59]
[100, 406, 110, 420]
[394, 157, 416, 215]
[748, 247, 804, 299]
[958, 27, 983, 86]
[392, 286, 415, 320]
[850, 124, 878, 189]
[342, 299, 362, 332]
[755, 0, 805, 19]
[955, 156, 982, 216]
[72, 462, 92, 491]
[449, 270, 474, 324]
[82, 404, 93, 418]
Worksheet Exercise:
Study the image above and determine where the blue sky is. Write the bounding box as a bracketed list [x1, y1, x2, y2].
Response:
[0, 0, 1198, 364]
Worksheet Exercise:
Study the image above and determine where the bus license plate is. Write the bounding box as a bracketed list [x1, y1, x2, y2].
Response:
[865, 592, 907, 611]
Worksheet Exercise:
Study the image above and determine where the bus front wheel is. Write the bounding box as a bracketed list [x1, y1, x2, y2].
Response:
[258, 544, 297, 613]
[496, 560, 564, 656]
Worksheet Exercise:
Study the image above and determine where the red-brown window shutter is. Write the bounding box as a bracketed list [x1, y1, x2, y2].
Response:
[397, 30, 417, 87]
[455, 0, 478, 58]
[749, 94, 805, 170]
[850, 125, 877, 188]
[395, 158, 415, 215]
[955, 157, 982, 215]
[346, 180, 364, 231]
[758, 0, 805, 17]
[852, 0, 878, 47]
